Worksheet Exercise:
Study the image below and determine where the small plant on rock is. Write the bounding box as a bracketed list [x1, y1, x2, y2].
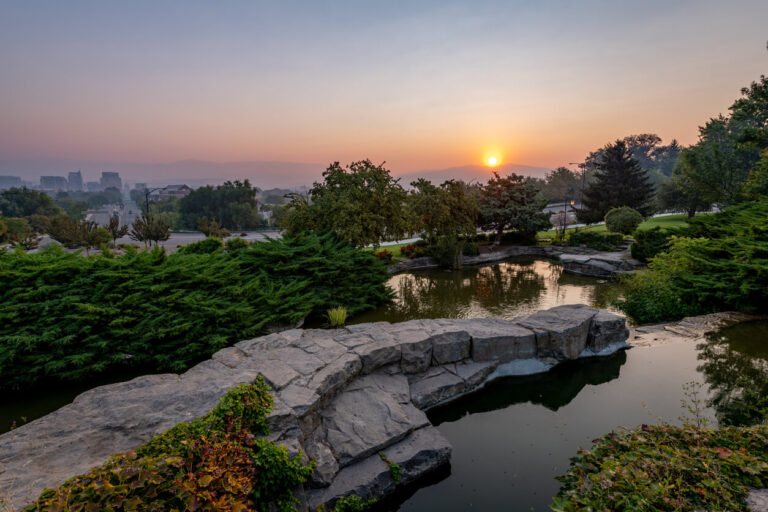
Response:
[328, 306, 348, 328]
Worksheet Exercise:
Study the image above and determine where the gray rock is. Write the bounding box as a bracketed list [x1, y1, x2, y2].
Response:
[353, 340, 401, 374]
[279, 383, 321, 417]
[305, 426, 451, 510]
[588, 310, 629, 352]
[398, 330, 434, 374]
[306, 353, 362, 398]
[468, 322, 536, 362]
[305, 436, 339, 488]
[409, 368, 466, 409]
[450, 360, 497, 389]
[322, 373, 425, 467]
[518, 304, 597, 360]
[430, 330, 471, 364]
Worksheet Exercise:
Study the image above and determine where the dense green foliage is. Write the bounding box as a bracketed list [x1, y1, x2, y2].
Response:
[284, 160, 410, 248]
[604, 207, 643, 235]
[0, 232, 391, 390]
[477, 172, 550, 244]
[178, 180, 262, 230]
[567, 231, 624, 251]
[553, 424, 768, 512]
[577, 140, 655, 224]
[0, 187, 62, 218]
[25, 378, 316, 512]
[614, 200, 768, 324]
[629, 226, 684, 262]
[408, 178, 478, 268]
[674, 75, 767, 207]
[46, 215, 111, 253]
[129, 212, 171, 247]
[538, 166, 582, 204]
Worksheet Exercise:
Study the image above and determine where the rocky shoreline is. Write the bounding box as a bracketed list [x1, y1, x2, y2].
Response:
[387, 244, 643, 278]
[0, 304, 629, 510]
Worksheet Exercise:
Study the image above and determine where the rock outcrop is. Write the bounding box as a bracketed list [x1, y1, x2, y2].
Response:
[0, 305, 629, 511]
[388, 245, 643, 278]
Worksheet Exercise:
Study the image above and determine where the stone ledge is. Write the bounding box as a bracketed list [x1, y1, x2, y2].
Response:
[0, 305, 630, 511]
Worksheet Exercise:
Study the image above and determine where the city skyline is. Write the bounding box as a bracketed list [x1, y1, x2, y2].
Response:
[1, 1, 767, 184]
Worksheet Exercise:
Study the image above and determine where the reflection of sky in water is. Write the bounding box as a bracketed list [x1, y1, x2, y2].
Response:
[352, 258, 620, 324]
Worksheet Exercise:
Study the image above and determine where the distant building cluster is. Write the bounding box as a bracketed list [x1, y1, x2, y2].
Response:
[0, 171, 124, 193]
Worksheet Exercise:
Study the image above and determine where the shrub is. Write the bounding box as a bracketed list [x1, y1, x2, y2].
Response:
[604, 206, 643, 234]
[400, 244, 418, 259]
[553, 424, 768, 512]
[613, 200, 768, 324]
[462, 241, 480, 256]
[177, 237, 224, 254]
[630, 226, 686, 262]
[374, 249, 394, 263]
[26, 378, 315, 512]
[225, 236, 250, 252]
[0, 218, 7, 239]
[0, 232, 392, 390]
[567, 231, 624, 251]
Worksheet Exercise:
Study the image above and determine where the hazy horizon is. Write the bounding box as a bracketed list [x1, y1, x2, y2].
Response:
[2, 1, 768, 184]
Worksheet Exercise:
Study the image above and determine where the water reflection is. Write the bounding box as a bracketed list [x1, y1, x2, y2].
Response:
[698, 321, 768, 426]
[430, 351, 627, 425]
[352, 258, 619, 324]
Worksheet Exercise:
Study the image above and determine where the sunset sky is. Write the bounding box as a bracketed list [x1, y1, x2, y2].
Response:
[1, 0, 767, 183]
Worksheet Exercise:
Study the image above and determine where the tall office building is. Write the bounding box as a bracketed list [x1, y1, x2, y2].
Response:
[100, 172, 122, 190]
[40, 176, 69, 192]
[0, 176, 22, 190]
[68, 171, 83, 192]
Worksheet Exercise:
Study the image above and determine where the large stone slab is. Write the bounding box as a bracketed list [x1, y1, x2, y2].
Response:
[587, 310, 630, 353]
[321, 373, 428, 467]
[465, 320, 537, 362]
[409, 367, 466, 409]
[304, 426, 451, 510]
[518, 304, 598, 360]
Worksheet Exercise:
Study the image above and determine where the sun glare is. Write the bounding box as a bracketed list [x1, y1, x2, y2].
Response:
[484, 151, 502, 167]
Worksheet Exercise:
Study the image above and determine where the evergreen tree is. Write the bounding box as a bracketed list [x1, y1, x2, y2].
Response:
[577, 140, 655, 224]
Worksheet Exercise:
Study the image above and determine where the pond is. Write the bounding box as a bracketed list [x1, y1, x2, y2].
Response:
[385, 320, 768, 512]
[351, 258, 619, 324]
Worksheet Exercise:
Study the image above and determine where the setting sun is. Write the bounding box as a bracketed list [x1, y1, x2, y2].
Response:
[488, 156, 497, 166]
[483, 151, 502, 167]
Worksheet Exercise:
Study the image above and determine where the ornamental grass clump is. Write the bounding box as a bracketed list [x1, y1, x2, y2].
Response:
[327, 306, 348, 328]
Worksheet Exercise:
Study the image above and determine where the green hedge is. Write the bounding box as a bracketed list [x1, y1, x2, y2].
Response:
[614, 200, 768, 324]
[553, 424, 768, 511]
[567, 231, 624, 251]
[0, 232, 392, 390]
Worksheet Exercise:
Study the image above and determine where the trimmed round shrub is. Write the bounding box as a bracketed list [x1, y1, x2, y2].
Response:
[605, 207, 643, 235]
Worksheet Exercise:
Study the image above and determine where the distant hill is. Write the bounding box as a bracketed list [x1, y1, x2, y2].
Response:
[396, 164, 552, 186]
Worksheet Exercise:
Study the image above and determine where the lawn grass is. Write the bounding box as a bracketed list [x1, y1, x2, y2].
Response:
[537, 213, 708, 240]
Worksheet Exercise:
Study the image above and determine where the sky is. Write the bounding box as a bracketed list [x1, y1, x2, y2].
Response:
[1, 0, 767, 185]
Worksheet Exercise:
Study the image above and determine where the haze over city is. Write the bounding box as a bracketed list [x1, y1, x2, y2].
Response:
[1, 0, 767, 187]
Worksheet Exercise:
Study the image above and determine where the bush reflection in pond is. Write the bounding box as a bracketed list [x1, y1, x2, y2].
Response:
[352, 258, 618, 324]
[698, 321, 768, 426]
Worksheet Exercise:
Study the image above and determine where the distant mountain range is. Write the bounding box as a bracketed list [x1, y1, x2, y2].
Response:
[0, 159, 553, 190]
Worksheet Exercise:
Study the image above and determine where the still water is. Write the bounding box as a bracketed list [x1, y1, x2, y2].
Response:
[352, 258, 619, 324]
[388, 321, 768, 511]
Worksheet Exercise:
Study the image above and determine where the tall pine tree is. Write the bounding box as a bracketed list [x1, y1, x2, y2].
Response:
[577, 140, 655, 224]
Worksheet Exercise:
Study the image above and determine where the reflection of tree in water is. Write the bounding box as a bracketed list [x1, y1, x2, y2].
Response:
[429, 350, 627, 426]
[697, 322, 768, 426]
[351, 258, 620, 324]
